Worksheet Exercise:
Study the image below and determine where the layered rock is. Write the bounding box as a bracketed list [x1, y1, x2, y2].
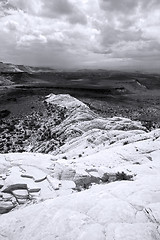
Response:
[0, 155, 160, 240]
[32, 94, 147, 156]
[0, 94, 160, 239]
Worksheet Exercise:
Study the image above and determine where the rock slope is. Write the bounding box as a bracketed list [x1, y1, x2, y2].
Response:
[32, 93, 147, 156]
[0, 94, 160, 240]
[0, 93, 147, 154]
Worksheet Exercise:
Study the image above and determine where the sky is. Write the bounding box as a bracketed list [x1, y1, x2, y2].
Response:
[0, 0, 160, 72]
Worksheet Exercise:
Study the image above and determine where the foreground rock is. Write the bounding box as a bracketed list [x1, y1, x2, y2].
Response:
[0, 128, 160, 239]
[0, 163, 160, 240]
[0, 94, 160, 239]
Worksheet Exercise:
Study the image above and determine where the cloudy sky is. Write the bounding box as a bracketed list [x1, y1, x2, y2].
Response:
[0, 0, 160, 71]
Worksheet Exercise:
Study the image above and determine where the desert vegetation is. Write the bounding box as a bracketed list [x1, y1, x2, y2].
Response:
[0, 102, 68, 154]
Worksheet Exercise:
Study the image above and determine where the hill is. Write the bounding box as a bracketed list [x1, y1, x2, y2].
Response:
[1, 61, 160, 91]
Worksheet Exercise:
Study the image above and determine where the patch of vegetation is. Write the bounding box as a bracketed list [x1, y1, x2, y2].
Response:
[0, 101, 68, 154]
[0, 110, 11, 119]
[123, 141, 129, 145]
[116, 171, 133, 181]
[141, 120, 159, 131]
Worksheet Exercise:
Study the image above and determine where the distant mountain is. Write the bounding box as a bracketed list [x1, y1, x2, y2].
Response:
[0, 61, 160, 90]
[0, 62, 23, 73]
[0, 62, 55, 73]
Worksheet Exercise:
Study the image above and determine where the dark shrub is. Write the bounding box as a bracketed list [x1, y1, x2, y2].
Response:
[116, 171, 133, 181]
[0, 110, 11, 119]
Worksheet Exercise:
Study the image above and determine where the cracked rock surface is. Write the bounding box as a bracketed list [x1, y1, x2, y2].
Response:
[0, 94, 160, 239]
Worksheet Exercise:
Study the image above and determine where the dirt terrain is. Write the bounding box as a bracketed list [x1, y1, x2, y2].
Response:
[0, 69, 160, 130]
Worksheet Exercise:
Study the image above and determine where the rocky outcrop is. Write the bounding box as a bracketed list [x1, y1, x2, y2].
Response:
[0, 154, 79, 213]
[0, 160, 160, 240]
[0, 94, 148, 155]
[31, 94, 147, 156]
[0, 94, 160, 239]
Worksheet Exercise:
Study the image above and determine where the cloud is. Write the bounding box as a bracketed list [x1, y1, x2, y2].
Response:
[40, 0, 74, 17]
[0, 0, 160, 72]
[4, 0, 87, 25]
[99, 24, 144, 48]
[99, 0, 160, 15]
[40, 0, 87, 25]
[99, 0, 138, 15]
[18, 34, 47, 47]
[4, 20, 19, 31]
[0, 0, 16, 17]
[6, 0, 41, 14]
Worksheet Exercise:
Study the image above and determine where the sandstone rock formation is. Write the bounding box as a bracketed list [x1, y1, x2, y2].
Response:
[0, 94, 160, 240]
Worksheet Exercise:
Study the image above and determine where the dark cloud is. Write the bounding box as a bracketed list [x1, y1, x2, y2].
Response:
[100, 25, 143, 47]
[109, 40, 160, 62]
[6, 0, 33, 12]
[99, 0, 138, 14]
[40, 0, 87, 25]
[41, 0, 74, 17]
[0, 0, 17, 17]
[68, 11, 87, 25]
[4, 0, 87, 25]
[0, 0, 160, 72]
[99, 0, 160, 14]
[5, 20, 19, 31]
